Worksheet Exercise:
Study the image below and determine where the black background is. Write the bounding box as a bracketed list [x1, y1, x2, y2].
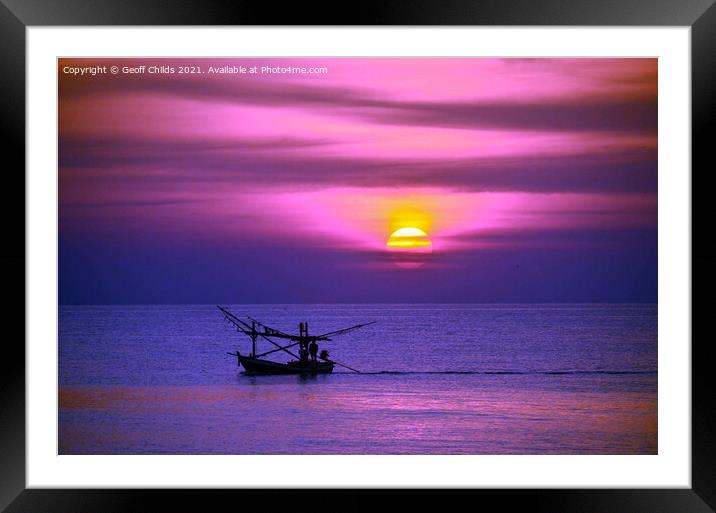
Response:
[1, 1, 713, 511]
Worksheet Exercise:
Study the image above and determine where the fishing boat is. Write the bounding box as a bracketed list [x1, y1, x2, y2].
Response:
[218, 306, 373, 375]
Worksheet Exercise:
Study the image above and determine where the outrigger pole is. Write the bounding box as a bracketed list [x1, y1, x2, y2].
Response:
[247, 316, 376, 342]
[218, 305, 301, 360]
[328, 359, 362, 374]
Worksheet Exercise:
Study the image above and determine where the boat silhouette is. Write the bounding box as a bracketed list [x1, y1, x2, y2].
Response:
[218, 306, 373, 375]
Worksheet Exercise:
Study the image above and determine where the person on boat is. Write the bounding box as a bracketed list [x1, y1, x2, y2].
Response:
[309, 340, 318, 363]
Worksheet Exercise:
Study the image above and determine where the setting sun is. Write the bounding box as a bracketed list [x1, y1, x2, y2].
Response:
[386, 227, 433, 253]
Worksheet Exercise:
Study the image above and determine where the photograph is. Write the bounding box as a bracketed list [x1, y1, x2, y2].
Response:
[57, 57, 658, 455]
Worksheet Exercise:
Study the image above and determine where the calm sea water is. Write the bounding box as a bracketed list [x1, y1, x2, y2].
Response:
[59, 304, 657, 454]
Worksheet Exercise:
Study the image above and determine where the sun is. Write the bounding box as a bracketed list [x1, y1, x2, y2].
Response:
[386, 227, 433, 253]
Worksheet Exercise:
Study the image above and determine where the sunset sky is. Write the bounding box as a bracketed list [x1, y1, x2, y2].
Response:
[58, 58, 657, 304]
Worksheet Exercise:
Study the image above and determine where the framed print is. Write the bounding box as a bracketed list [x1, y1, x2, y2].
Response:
[2, 1, 714, 512]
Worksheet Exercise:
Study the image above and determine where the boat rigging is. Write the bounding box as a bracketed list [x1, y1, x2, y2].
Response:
[218, 306, 374, 375]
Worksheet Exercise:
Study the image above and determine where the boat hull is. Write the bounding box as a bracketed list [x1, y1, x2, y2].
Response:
[238, 355, 334, 375]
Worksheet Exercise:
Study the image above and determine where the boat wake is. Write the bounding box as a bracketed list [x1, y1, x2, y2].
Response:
[335, 370, 657, 375]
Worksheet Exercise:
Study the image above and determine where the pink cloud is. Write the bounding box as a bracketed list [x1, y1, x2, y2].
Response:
[58, 57, 657, 258]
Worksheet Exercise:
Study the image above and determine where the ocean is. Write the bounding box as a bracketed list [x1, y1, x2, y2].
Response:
[58, 304, 657, 454]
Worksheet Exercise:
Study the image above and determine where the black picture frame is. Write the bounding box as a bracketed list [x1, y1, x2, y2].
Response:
[1, 1, 712, 511]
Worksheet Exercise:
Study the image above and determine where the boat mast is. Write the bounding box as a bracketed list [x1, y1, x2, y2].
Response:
[251, 321, 257, 357]
[299, 321, 309, 363]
